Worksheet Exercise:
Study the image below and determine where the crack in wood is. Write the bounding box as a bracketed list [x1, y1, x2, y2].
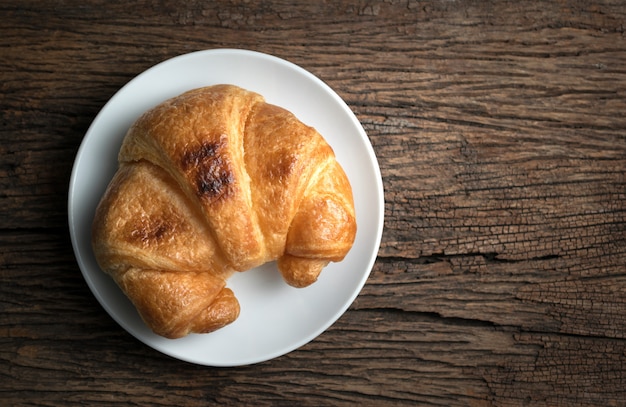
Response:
[354, 307, 499, 329]
[379, 252, 561, 265]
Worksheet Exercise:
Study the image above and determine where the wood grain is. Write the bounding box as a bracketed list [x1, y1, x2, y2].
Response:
[2, 0, 626, 406]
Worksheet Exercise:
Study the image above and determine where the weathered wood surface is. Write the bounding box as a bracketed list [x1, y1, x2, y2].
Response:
[2, 1, 626, 405]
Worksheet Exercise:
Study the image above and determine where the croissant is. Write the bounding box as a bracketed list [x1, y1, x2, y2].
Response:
[91, 84, 357, 339]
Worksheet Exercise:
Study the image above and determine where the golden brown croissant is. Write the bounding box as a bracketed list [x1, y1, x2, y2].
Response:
[91, 84, 357, 339]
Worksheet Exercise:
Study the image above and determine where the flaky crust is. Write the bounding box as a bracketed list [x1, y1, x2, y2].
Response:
[92, 84, 356, 339]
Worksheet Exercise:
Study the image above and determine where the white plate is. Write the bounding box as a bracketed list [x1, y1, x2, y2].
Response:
[68, 49, 384, 366]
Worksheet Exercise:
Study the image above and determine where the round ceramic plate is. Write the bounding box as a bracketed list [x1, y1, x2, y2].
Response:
[68, 49, 384, 366]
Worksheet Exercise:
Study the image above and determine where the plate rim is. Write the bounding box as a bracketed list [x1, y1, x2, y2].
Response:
[68, 48, 385, 366]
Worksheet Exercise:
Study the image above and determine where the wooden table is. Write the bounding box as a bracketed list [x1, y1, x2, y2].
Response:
[2, 1, 626, 405]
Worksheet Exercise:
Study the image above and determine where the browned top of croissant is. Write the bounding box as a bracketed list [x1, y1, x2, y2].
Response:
[92, 84, 356, 338]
